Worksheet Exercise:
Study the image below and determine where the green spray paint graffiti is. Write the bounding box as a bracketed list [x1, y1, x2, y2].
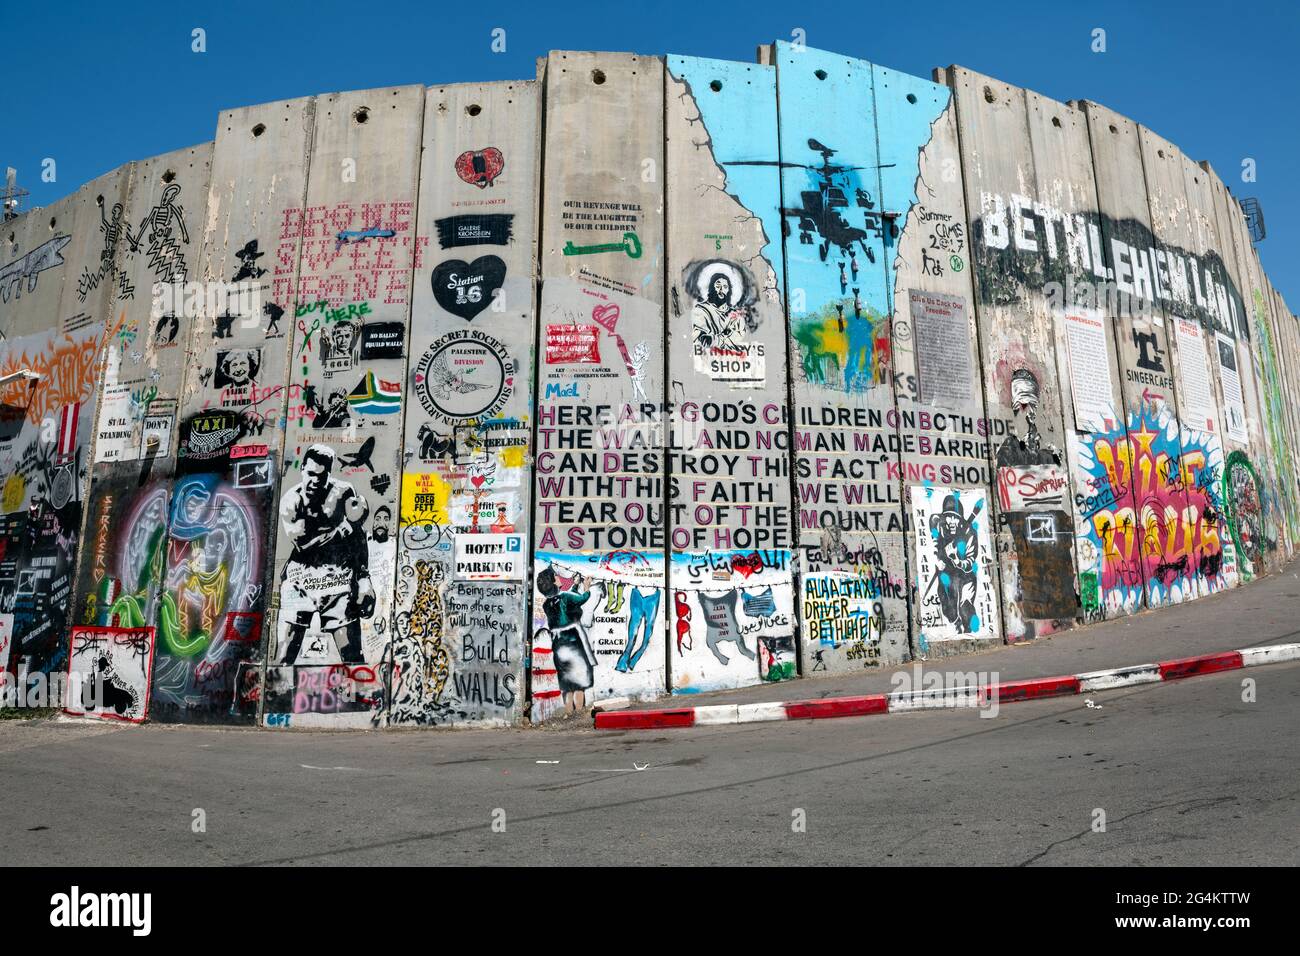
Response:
[1222, 450, 1266, 580]
[791, 298, 891, 392]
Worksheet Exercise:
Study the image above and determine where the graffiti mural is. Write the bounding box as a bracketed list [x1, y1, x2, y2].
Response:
[0, 325, 105, 683]
[531, 549, 665, 714]
[993, 367, 1077, 621]
[1222, 450, 1265, 580]
[0, 47, 1297, 730]
[668, 549, 796, 692]
[1076, 403, 1224, 608]
[1251, 291, 1298, 546]
[74, 470, 265, 722]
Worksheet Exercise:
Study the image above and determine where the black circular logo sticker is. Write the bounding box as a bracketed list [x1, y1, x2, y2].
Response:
[414, 329, 514, 423]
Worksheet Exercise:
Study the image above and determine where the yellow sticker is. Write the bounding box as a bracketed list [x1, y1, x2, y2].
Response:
[2, 475, 25, 514]
[400, 471, 451, 525]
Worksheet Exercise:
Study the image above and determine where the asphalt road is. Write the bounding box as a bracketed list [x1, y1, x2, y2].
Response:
[2, 658, 1298, 865]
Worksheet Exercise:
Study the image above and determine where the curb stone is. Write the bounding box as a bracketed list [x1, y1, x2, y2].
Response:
[593, 643, 1300, 730]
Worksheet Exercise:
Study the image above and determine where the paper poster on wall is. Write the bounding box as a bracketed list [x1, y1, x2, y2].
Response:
[141, 410, 174, 458]
[1174, 318, 1216, 433]
[0, 612, 12, 675]
[910, 485, 997, 644]
[910, 290, 972, 410]
[996, 463, 1069, 512]
[1064, 309, 1115, 431]
[63, 626, 157, 723]
[454, 533, 525, 580]
[93, 384, 135, 463]
[1215, 332, 1248, 444]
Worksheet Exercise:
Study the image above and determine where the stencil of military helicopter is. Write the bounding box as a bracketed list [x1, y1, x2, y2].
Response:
[725, 139, 897, 264]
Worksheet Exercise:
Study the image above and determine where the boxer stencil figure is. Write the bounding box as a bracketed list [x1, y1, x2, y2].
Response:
[278, 445, 375, 664]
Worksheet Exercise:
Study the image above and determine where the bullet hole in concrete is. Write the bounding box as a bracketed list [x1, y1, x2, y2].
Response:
[162, 169, 176, 183]
[353, 107, 370, 124]
[49, 217, 56, 230]
[710, 80, 722, 92]
[466, 104, 482, 117]
[815, 69, 828, 81]
[1052, 116, 1061, 128]
[252, 123, 266, 137]
[1158, 149, 1166, 159]
[591, 69, 606, 85]
[906, 93, 917, 104]
[984, 86, 995, 103]
[1109, 124, 1118, 134]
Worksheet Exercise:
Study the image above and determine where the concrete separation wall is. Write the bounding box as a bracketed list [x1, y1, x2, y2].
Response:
[1, 40, 1296, 726]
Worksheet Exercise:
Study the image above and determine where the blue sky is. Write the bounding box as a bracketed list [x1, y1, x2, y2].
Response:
[6, 0, 1296, 305]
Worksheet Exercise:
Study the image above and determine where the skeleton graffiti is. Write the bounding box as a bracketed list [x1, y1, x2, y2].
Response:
[125, 182, 191, 285]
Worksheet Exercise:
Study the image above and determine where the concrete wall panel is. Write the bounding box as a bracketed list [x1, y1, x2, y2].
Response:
[776, 44, 913, 673]
[1266, 283, 1300, 546]
[1133, 126, 1212, 604]
[880, 67, 1000, 658]
[1201, 166, 1276, 579]
[947, 67, 1078, 642]
[391, 80, 539, 727]
[1176, 158, 1238, 591]
[0, 202, 73, 340]
[1233, 205, 1291, 558]
[0, 166, 131, 682]
[1020, 91, 1112, 634]
[532, 52, 668, 719]
[266, 86, 426, 729]
[1078, 104, 1186, 614]
[663, 55, 797, 693]
[90, 144, 212, 472]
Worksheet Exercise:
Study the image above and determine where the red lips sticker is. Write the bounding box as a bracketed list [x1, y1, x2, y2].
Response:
[455, 148, 505, 189]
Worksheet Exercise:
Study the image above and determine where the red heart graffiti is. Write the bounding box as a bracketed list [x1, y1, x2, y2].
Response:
[591, 303, 620, 333]
[455, 148, 505, 189]
[731, 552, 764, 578]
[470, 475, 485, 488]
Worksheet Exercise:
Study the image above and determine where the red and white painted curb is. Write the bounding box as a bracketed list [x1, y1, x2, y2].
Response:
[592, 642, 1300, 731]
